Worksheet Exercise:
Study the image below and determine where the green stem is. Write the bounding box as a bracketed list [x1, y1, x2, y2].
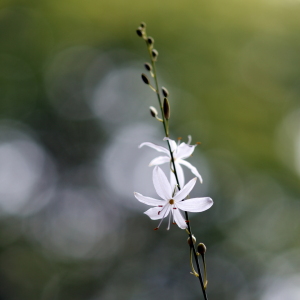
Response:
[143, 37, 208, 300]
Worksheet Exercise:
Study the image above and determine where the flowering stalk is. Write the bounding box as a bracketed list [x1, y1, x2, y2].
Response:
[136, 23, 210, 300]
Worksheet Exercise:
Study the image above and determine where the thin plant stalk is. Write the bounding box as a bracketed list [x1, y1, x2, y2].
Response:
[142, 33, 209, 300]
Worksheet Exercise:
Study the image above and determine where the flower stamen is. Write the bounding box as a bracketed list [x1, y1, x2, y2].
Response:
[171, 209, 176, 225]
[167, 210, 172, 230]
[156, 205, 170, 229]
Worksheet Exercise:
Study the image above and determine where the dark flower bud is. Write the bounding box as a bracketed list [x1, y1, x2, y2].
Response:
[136, 27, 143, 37]
[162, 87, 169, 97]
[149, 106, 158, 117]
[144, 63, 152, 72]
[163, 97, 170, 120]
[141, 73, 150, 85]
[140, 22, 146, 28]
[187, 235, 196, 246]
[151, 49, 158, 61]
[197, 243, 207, 255]
[147, 36, 154, 45]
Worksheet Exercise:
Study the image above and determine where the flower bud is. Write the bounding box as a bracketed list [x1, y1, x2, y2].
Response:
[187, 235, 196, 246]
[147, 36, 154, 45]
[151, 49, 158, 61]
[136, 27, 143, 37]
[149, 106, 158, 118]
[140, 22, 146, 28]
[144, 62, 152, 72]
[197, 243, 206, 255]
[162, 87, 169, 97]
[141, 73, 150, 85]
[163, 97, 170, 120]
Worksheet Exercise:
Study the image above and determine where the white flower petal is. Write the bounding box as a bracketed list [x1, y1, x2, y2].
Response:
[153, 166, 172, 201]
[139, 142, 170, 155]
[144, 207, 164, 220]
[176, 197, 213, 212]
[163, 137, 177, 152]
[149, 156, 170, 166]
[169, 162, 185, 190]
[134, 192, 165, 206]
[173, 177, 197, 202]
[169, 140, 177, 153]
[173, 208, 187, 229]
[178, 159, 203, 184]
[176, 143, 196, 159]
[170, 171, 177, 192]
[175, 161, 185, 188]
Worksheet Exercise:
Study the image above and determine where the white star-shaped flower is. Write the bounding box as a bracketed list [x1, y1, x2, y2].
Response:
[134, 166, 213, 230]
[139, 136, 202, 188]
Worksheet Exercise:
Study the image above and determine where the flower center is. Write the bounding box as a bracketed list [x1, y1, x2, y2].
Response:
[169, 199, 175, 205]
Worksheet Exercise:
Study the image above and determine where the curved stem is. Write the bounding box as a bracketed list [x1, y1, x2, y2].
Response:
[144, 37, 208, 300]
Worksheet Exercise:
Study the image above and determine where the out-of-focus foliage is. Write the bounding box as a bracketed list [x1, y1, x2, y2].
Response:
[0, 0, 300, 299]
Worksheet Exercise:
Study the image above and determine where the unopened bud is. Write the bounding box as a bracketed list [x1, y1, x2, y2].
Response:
[136, 27, 143, 37]
[141, 73, 150, 85]
[147, 37, 154, 45]
[197, 243, 206, 255]
[187, 235, 196, 246]
[140, 22, 146, 28]
[149, 106, 158, 118]
[151, 49, 158, 60]
[162, 87, 169, 97]
[144, 63, 152, 72]
[163, 97, 170, 120]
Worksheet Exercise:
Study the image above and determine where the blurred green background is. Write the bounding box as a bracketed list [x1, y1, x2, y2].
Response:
[0, 0, 300, 299]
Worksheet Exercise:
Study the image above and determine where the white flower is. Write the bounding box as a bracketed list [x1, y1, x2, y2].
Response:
[134, 166, 213, 230]
[139, 136, 202, 188]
